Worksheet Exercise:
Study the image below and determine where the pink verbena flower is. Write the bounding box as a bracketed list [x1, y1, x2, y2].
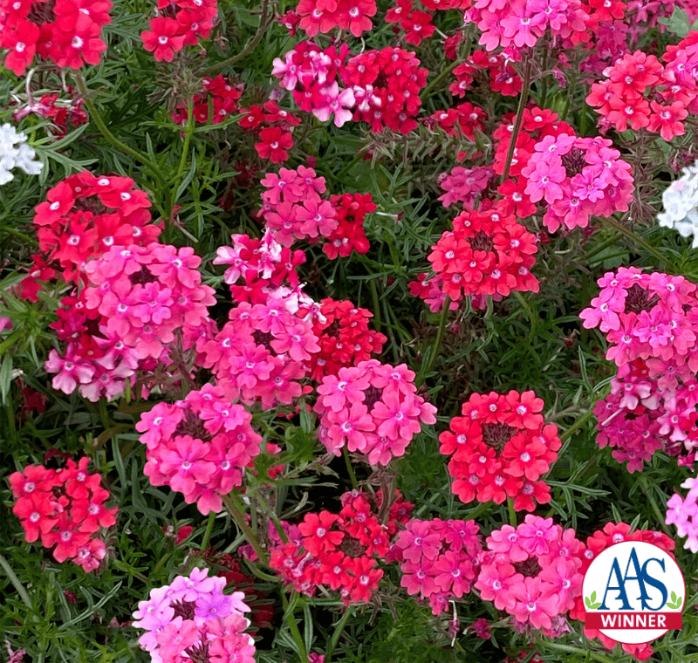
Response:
[136, 384, 262, 514]
[315, 359, 437, 465]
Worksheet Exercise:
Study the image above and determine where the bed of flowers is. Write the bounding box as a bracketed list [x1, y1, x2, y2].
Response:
[4, 0, 698, 661]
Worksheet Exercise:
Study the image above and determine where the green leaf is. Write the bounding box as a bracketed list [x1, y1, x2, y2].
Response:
[591, 591, 597, 603]
[0, 353, 13, 404]
[672, 591, 678, 603]
[585, 596, 592, 609]
[659, 7, 697, 37]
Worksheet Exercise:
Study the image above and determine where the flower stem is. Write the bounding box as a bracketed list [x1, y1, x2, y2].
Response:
[507, 497, 517, 526]
[343, 446, 358, 489]
[222, 494, 269, 566]
[640, 476, 672, 537]
[281, 591, 310, 663]
[417, 297, 451, 387]
[200, 511, 216, 553]
[202, 0, 273, 75]
[560, 407, 596, 443]
[421, 59, 461, 100]
[501, 56, 532, 184]
[73, 73, 162, 181]
[175, 98, 195, 182]
[602, 215, 674, 270]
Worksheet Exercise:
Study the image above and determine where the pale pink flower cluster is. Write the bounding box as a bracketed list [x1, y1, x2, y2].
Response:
[257, 166, 338, 246]
[132, 567, 255, 663]
[521, 134, 634, 233]
[464, 0, 587, 51]
[199, 295, 320, 409]
[437, 166, 494, 209]
[136, 385, 262, 514]
[392, 518, 483, 615]
[666, 477, 698, 553]
[44, 242, 216, 402]
[582, 268, 698, 472]
[475, 515, 584, 633]
[314, 359, 437, 465]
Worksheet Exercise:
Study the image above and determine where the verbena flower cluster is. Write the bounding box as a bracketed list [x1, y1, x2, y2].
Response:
[136, 385, 263, 514]
[269, 489, 413, 605]
[0, 0, 111, 74]
[439, 390, 561, 511]
[274, 42, 430, 133]
[304, 298, 387, 380]
[0, 122, 42, 185]
[45, 238, 216, 402]
[581, 268, 698, 471]
[393, 518, 482, 615]
[658, 158, 698, 247]
[32, 171, 161, 283]
[587, 36, 698, 141]
[9, 458, 117, 571]
[172, 75, 243, 126]
[199, 294, 320, 408]
[254, 166, 375, 257]
[476, 515, 584, 634]
[140, 0, 218, 62]
[132, 567, 255, 663]
[423, 203, 540, 306]
[314, 359, 437, 465]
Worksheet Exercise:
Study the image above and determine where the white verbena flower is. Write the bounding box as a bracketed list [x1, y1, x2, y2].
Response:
[658, 160, 698, 248]
[0, 122, 43, 186]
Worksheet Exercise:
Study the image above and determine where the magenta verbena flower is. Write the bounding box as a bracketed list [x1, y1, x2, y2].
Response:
[132, 567, 255, 663]
[475, 515, 584, 634]
[314, 359, 437, 466]
[199, 294, 320, 409]
[393, 518, 482, 615]
[136, 384, 262, 515]
[521, 134, 634, 233]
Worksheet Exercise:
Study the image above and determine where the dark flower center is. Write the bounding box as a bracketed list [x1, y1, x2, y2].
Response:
[185, 642, 210, 663]
[252, 329, 276, 352]
[560, 148, 587, 175]
[363, 385, 383, 410]
[513, 557, 542, 578]
[129, 266, 158, 286]
[469, 231, 494, 253]
[171, 599, 197, 620]
[624, 283, 659, 314]
[481, 422, 516, 453]
[340, 537, 367, 558]
[175, 409, 213, 442]
[324, 319, 342, 338]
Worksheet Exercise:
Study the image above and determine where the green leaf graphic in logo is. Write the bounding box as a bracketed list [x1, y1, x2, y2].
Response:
[584, 590, 601, 610]
[666, 591, 683, 610]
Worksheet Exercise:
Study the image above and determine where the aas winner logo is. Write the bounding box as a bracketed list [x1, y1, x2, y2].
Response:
[583, 541, 685, 645]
